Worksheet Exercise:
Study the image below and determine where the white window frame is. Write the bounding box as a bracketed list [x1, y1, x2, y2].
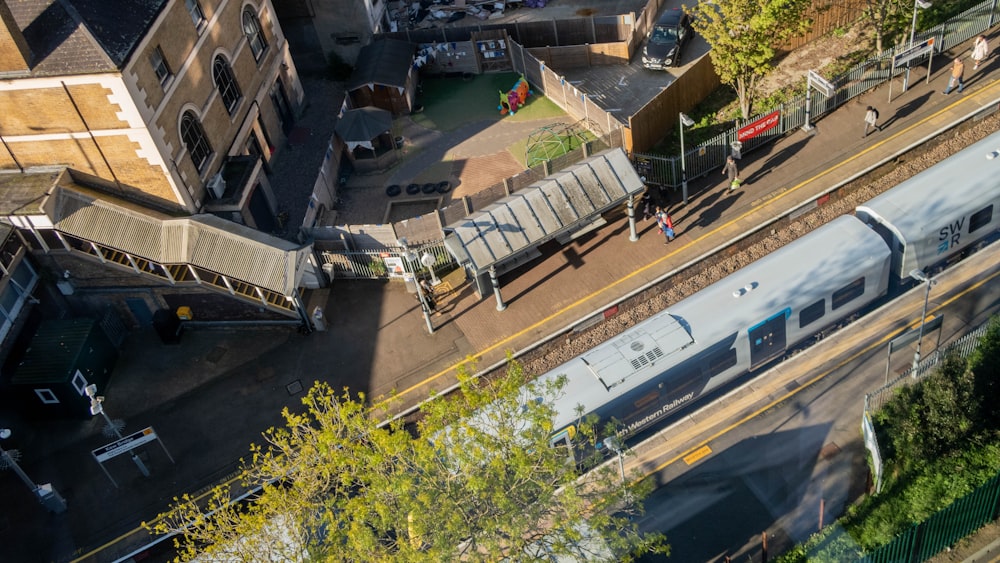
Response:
[242, 8, 267, 62]
[186, 0, 205, 29]
[72, 370, 88, 395]
[150, 46, 172, 87]
[35, 388, 59, 404]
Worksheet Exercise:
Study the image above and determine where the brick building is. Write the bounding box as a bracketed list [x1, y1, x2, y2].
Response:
[0, 0, 315, 339]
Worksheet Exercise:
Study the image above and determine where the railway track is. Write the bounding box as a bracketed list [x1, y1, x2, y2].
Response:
[510, 111, 1000, 384]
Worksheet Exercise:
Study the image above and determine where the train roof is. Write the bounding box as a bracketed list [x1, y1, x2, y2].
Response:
[855, 131, 1000, 243]
[545, 215, 890, 430]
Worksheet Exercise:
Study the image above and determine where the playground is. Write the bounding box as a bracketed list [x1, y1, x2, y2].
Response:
[331, 72, 598, 226]
[411, 72, 565, 131]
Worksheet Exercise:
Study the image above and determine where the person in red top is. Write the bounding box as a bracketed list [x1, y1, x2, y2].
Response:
[655, 207, 675, 243]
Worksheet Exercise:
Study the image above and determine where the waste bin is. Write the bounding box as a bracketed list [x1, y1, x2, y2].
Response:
[312, 307, 327, 332]
[153, 309, 183, 344]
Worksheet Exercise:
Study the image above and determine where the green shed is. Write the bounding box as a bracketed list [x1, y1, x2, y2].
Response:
[12, 318, 118, 418]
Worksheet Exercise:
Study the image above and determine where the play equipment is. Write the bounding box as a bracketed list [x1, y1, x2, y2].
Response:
[498, 75, 531, 116]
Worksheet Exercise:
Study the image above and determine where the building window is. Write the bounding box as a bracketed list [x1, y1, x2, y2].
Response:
[186, 0, 205, 28]
[242, 8, 267, 61]
[72, 370, 88, 395]
[181, 111, 213, 173]
[213, 56, 242, 115]
[35, 388, 59, 404]
[150, 46, 172, 86]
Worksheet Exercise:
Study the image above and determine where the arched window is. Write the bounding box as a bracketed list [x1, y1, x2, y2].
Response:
[213, 55, 242, 115]
[181, 111, 212, 172]
[242, 8, 267, 61]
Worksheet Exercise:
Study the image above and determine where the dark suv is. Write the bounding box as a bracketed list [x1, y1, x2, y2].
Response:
[642, 9, 693, 70]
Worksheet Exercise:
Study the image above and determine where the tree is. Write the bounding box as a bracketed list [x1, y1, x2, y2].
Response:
[688, 0, 812, 118]
[861, 0, 899, 53]
[149, 360, 668, 561]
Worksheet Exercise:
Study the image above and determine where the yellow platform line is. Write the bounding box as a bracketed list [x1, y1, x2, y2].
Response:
[383, 79, 1000, 408]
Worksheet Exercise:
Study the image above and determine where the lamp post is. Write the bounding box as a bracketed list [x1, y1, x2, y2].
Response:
[85, 385, 150, 477]
[603, 436, 626, 484]
[398, 237, 434, 335]
[679, 112, 695, 205]
[0, 428, 67, 512]
[905, 0, 933, 91]
[420, 251, 440, 285]
[909, 268, 935, 375]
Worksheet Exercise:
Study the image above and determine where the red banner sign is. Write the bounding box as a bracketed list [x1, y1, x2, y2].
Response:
[737, 110, 781, 142]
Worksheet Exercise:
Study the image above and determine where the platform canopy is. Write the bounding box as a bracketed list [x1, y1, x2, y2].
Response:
[443, 148, 645, 275]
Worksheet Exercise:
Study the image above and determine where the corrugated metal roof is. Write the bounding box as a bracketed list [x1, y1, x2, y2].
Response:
[444, 148, 644, 273]
[43, 186, 309, 295]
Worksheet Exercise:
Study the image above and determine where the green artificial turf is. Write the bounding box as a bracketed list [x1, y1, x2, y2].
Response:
[413, 72, 566, 131]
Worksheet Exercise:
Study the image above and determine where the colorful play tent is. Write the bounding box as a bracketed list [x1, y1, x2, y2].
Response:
[498, 75, 531, 115]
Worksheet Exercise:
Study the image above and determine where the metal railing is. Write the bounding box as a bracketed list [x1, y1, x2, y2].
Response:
[857, 471, 1000, 563]
[863, 322, 989, 414]
[318, 241, 455, 280]
[633, 0, 1000, 188]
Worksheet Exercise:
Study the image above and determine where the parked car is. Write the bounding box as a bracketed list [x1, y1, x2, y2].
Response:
[642, 9, 693, 70]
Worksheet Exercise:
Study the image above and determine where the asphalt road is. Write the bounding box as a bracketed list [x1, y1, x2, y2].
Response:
[630, 240, 1000, 562]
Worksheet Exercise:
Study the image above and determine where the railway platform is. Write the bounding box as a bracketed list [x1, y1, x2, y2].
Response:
[3, 33, 1000, 563]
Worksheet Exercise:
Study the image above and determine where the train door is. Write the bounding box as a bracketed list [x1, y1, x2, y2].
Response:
[747, 309, 789, 371]
[549, 426, 577, 464]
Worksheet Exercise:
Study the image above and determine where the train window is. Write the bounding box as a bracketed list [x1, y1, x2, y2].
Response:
[969, 205, 993, 234]
[705, 347, 738, 376]
[832, 277, 865, 310]
[799, 299, 825, 328]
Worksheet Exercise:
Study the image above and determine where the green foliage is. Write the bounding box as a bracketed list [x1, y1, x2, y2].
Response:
[687, 0, 812, 117]
[777, 316, 1000, 561]
[149, 359, 668, 561]
[413, 73, 565, 132]
[368, 257, 387, 277]
[970, 316, 1000, 426]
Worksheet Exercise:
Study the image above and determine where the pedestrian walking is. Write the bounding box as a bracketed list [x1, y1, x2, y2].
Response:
[654, 206, 675, 243]
[722, 155, 741, 191]
[943, 57, 965, 94]
[972, 35, 989, 70]
[863, 106, 880, 137]
[419, 278, 439, 314]
[640, 189, 654, 221]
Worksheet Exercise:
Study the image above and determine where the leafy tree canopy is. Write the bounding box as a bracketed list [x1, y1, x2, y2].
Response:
[687, 0, 812, 117]
[150, 361, 668, 562]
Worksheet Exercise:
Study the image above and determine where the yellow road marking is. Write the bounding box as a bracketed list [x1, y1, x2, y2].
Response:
[79, 81, 1000, 563]
[647, 268, 1000, 477]
[683, 445, 712, 465]
[382, 81, 1000, 408]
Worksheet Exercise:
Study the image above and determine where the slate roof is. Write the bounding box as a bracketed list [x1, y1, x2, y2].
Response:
[7, 0, 168, 76]
[347, 38, 415, 91]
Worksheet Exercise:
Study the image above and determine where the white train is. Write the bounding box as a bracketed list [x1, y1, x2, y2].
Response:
[543, 130, 1000, 452]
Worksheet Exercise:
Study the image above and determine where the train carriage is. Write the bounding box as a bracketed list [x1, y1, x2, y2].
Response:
[856, 131, 1000, 285]
[546, 216, 891, 448]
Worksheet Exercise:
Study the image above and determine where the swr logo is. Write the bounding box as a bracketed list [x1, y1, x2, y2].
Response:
[938, 218, 964, 254]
